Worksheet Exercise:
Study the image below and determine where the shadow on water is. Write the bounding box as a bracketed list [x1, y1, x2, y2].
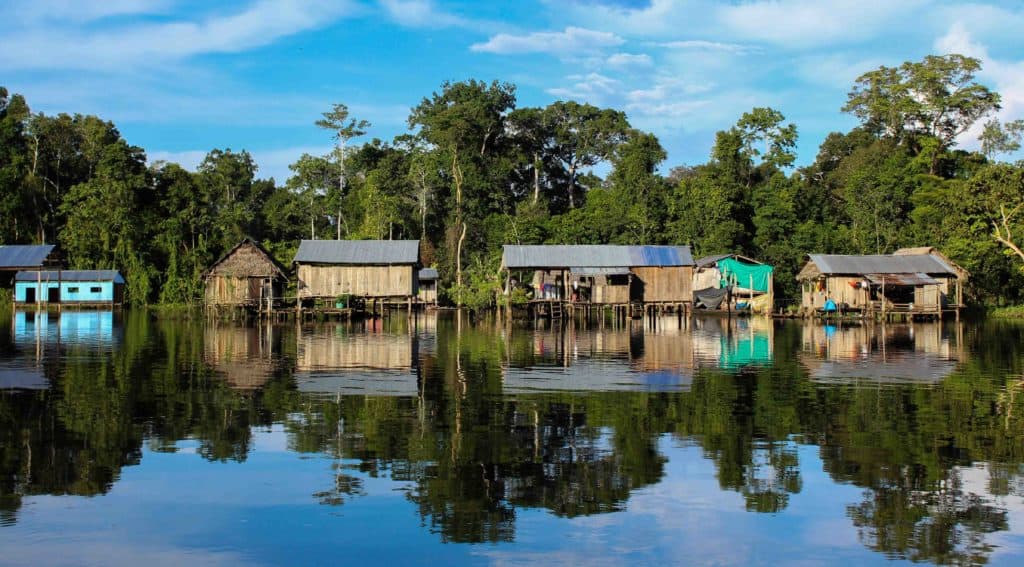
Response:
[0, 310, 1022, 562]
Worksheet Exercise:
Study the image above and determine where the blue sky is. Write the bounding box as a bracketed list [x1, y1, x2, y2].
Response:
[3, 0, 1024, 183]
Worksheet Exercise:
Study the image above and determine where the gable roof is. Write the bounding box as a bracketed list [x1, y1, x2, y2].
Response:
[0, 245, 57, 269]
[15, 270, 124, 283]
[294, 240, 420, 265]
[502, 245, 693, 269]
[205, 237, 287, 279]
[805, 254, 957, 276]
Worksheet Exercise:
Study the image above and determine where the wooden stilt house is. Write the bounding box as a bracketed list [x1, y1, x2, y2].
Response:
[796, 249, 965, 318]
[204, 238, 288, 308]
[501, 245, 694, 306]
[293, 240, 420, 302]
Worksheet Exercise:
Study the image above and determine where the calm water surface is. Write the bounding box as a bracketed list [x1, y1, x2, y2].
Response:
[1, 311, 1023, 566]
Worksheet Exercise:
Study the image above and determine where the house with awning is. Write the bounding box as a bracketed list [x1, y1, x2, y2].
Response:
[796, 248, 965, 318]
[501, 244, 694, 306]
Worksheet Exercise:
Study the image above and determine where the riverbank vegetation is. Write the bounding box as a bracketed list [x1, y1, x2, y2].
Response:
[2, 53, 1023, 308]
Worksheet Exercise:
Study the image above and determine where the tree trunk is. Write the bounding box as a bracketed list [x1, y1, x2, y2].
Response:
[532, 152, 541, 204]
[568, 162, 576, 209]
[456, 222, 467, 307]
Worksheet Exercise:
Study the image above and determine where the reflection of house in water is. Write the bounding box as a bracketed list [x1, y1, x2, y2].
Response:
[716, 317, 774, 370]
[12, 310, 117, 347]
[294, 322, 421, 396]
[3, 311, 118, 390]
[503, 317, 777, 394]
[800, 322, 963, 384]
[202, 324, 280, 391]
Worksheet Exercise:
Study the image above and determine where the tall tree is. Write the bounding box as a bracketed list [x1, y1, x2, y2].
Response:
[409, 79, 516, 305]
[545, 101, 629, 210]
[843, 54, 1001, 173]
[316, 104, 370, 239]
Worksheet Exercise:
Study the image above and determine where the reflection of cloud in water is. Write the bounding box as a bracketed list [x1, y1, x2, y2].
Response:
[296, 369, 420, 397]
[799, 322, 963, 385]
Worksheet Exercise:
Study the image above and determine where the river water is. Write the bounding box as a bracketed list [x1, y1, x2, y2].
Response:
[1, 310, 1022, 565]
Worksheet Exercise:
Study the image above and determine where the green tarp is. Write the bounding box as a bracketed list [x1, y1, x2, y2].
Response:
[718, 258, 773, 293]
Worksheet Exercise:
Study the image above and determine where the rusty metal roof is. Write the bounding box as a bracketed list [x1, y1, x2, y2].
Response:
[502, 245, 693, 269]
[294, 240, 420, 265]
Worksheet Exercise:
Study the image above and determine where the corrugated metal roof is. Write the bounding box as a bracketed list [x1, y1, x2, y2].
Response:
[695, 254, 731, 268]
[570, 267, 632, 276]
[15, 270, 125, 283]
[503, 245, 693, 269]
[809, 254, 956, 275]
[865, 273, 940, 286]
[0, 245, 56, 268]
[418, 268, 439, 280]
[294, 240, 420, 265]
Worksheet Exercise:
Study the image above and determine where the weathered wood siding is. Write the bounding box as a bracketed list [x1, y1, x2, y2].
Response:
[593, 276, 630, 304]
[914, 285, 942, 310]
[297, 264, 415, 298]
[418, 282, 438, 303]
[631, 266, 692, 303]
[801, 276, 870, 310]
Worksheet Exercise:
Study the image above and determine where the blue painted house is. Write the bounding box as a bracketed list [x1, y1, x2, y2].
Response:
[14, 270, 125, 306]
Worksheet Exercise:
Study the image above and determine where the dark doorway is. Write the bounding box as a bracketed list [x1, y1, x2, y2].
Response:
[47, 287, 60, 303]
[25, 288, 36, 303]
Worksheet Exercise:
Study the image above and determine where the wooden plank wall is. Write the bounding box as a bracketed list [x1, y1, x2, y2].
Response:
[632, 266, 692, 303]
[206, 276, 259, 305]
[297, 265, 414, 298]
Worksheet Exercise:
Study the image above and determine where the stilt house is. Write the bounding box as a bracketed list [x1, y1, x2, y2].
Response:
[501, 245, 694, 306]
[293, 240, 420, 301]
[204, 238, 288, 308]
[14, 270, 125, 306]
[796, 249, 965, 317]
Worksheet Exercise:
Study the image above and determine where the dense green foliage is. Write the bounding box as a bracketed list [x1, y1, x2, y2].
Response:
[2, 54, 1024, 306]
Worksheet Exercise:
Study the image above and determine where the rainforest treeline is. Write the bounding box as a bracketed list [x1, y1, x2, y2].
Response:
[2, 53, 1024, 308]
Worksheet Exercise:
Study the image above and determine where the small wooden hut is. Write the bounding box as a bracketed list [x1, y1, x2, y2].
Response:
[293, 239, 420, 301]
[796, 250, 965, 318]
[693, 254, 774, 314]
[501, 244, 694, 306]
[0, 244, 61, 287]
[204, 238, 288, 309]
[418, 267, 439, 305]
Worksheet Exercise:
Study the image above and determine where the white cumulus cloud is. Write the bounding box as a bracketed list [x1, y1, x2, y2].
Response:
[471, 26, 624, 55]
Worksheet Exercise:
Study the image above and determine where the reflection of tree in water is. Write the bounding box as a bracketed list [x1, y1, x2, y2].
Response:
[0, 314, 288, 524]
[848, 473, 1008, 565]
